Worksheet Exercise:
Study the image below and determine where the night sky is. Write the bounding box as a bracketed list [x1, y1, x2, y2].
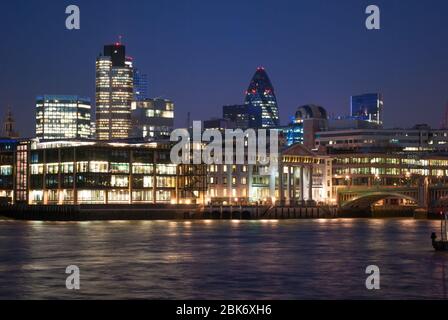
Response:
[0, 0, 447, 137]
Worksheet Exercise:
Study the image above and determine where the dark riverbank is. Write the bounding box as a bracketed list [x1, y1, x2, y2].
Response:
[0, 204, 439, 221]
[0, 204, 338, 221]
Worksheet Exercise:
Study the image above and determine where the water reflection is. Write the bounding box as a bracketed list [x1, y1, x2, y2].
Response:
[0, 219, 446, 299]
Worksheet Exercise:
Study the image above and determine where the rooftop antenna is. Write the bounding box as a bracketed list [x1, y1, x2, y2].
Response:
[118, 35, 123, 45]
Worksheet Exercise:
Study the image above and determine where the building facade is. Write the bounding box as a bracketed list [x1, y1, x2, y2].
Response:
[96, 44, 134, 140]
[330, 151, 448, 207]
[203, 118, 236, 131]
[23, 140, 205, 205]
[244, 67, 280, 128]
[223, 104, 262, 129]
[315, 126, 448, 153]
[206, 144, 332, 206]
[36, 95, 91, 141]
[2, 138, 448, 208]
[131, 98, 175, 140]
[133, 68, 149, 101]
[350, 93, 384, 126]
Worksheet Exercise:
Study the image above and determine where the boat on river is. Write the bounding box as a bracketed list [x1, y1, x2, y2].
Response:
[431, 212, 448, 251]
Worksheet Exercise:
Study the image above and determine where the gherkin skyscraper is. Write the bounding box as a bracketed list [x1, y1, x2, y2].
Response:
[244, 67, 280, 128]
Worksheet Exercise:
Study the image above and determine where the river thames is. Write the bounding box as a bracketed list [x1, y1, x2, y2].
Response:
[0, 219, 447, 300]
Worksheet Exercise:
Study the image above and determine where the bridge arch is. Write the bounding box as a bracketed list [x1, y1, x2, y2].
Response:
[341, 192, 418, 210]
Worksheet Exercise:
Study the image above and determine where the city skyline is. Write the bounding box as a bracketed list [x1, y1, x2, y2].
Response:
[1, 0, 448, 137]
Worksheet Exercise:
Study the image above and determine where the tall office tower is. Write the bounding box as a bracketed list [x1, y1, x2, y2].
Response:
[350, 93, 384, 126]
[1, 109, 19, 138]
[244, 67, 280, 128]
[96, 43, 134, 140]
[223, 104, 262, 129]
[133, 68, 149, 101]
[131, 98, 175, 140]
[35, 95, 91, 141]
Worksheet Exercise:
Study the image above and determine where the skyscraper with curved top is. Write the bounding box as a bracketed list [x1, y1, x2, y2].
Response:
[244, 67, 280, 128]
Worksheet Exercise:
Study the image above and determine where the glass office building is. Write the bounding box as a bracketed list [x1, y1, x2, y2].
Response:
[96, 44, 134, 140]
[35, 95, 91, 141]
[350, 93, 384, 125]
[244, 67, 280, 128]
[131, 98, 175, 140]
[133, 68, 149, 101]
[24, 140, 207, 205]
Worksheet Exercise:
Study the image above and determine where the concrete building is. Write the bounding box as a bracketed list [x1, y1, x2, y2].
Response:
[206, 144, 332, 206]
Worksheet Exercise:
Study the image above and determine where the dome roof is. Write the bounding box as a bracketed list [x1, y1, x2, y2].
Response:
[295, 105, 328, 120]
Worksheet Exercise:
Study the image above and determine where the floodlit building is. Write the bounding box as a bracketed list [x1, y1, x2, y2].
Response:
[206, 144, 332, 206]
[35, 95, 91, 141]
[24, 140, 205, 205]
[244, 67, 280, 128]
[96, 43, 134, 140]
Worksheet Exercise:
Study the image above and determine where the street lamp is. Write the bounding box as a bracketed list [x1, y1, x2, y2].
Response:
[345, 175, 351, 188]
[374, 174, 381, 189]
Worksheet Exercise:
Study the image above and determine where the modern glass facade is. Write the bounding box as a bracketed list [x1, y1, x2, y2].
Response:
[133, 68, 149, 101]
[131, 98, 175, 140]
[25, 140, 206, 205]
[35, 95, 91, 140]
[279, 123, 304, 146]
[96, 44, 134, 140]
[244, 67, 280, 128]
[350, 93, 384, 125]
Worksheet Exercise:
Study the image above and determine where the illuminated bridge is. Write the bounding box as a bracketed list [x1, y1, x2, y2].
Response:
[338, 183, 448, 212]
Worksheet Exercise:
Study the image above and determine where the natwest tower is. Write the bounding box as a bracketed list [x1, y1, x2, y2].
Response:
[244, 67, 280, 128]
[96, 42, 134, 140]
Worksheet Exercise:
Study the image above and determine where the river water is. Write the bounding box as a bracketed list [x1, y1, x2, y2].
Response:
[0, 219, 447, 300]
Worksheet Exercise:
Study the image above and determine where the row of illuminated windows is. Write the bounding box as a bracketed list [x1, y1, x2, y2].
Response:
[333, 167, 442, 176]
[333, 157, 448, 167]
[31, 163, 176, 175]
[145, 110, 174, 119]
[207, 188, 248, 198]
[335, 158, 401, 165]
[30, 175, 176, 189]
[30, 190, 172, 204]
[208, 164, 276, 175]
[209, 176, 247, 185]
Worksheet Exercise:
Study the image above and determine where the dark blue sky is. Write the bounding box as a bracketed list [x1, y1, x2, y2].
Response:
[0, 0, 447, 137]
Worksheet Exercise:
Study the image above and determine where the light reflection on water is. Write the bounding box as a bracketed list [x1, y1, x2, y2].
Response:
[0, 219, 447, 300]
